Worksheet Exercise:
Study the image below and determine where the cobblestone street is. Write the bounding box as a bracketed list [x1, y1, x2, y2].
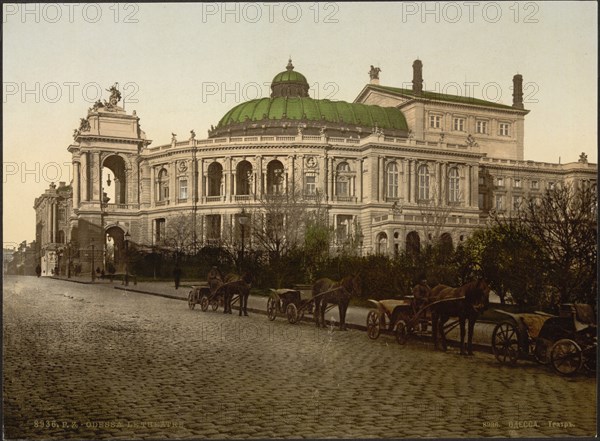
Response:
[3, 276, 596, 439]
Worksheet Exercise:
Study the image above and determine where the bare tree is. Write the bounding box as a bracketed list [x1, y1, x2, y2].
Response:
[162, 213, 195, 261]
[417, 173, 457, 247]
[492, 182, 597, 304]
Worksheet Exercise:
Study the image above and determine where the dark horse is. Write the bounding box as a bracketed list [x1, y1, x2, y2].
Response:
[312, 275, 361, 330]
[430, 279, 490, 355]
[219, 272, 253, 316]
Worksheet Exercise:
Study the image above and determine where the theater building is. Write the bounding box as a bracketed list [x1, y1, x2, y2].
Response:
[34, 59, 597, 274]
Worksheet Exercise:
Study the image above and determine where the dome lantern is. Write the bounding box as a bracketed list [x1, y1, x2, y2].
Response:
[271, 59, 310, 98]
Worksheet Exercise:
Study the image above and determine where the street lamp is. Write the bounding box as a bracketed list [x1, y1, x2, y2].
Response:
[238, 208, 250, 271]
[124, 231, 130, 286]
[91, 238, 95, 282]
[67, 241, 72, 278]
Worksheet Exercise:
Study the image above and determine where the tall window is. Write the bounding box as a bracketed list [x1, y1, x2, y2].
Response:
[207, 162, 223, 197]
[157, 169, 169, 201]
[267, 160, 285, 195]
[336, 215, 353, 242]
[499, 122, 510, 136]
[448, 167, 460, 203]
[206, 215, 221, 241]
[496, 177, 504, 187]
[531, 180, 539, 190]
[476, 120, 488, 134]
[336, 162, 350, 197]
[305, 174, 316, 195]
[155, 218, 165, 243]
[418, 165, 430, 200]
[236, 160, 252, 195]
[386, 162, 399, 198]
[179, 179, 188, 200]
[429, 115, 442, 129]
[513, 178, 522, 188]
[495, 195, 504, 211]
[453, 117, 465, 131]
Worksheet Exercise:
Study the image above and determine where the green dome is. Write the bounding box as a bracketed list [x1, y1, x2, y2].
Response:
[217, 97, 408, 131]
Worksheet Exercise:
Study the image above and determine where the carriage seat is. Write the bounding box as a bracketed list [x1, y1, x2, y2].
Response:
[518, 314, 552, 339]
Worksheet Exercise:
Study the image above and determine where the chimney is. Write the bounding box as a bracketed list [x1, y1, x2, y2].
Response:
[512, 74, 524, 109]
[412, 59, 423, 95]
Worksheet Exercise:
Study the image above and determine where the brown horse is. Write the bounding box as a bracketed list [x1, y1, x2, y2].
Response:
[219, 272, 253, 316]
[312, 275, 361, 330]
[429, 279, 490, 355]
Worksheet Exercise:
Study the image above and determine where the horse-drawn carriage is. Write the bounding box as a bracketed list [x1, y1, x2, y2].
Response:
[366, 280, 490, 355]
[491, 303, 597, 376]
[188, 273, 252, 315]
[266, 276, 360, 330]
[266, 286, 313, 324]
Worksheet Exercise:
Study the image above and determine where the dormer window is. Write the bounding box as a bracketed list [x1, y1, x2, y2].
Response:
[476, 120, 488, 134]
[429, 115, 442, 129]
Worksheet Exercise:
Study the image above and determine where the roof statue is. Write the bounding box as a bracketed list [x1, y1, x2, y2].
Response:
[369, 65, 381, 80]
[104, 82, 122, 110]
[579, 152, 588, 163]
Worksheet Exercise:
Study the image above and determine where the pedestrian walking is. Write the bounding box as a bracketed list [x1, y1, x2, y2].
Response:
[35, 264, 41, 277]
[173, 266, 182, 290]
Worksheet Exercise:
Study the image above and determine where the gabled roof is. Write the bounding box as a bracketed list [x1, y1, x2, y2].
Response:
[360, 84, 528, 112]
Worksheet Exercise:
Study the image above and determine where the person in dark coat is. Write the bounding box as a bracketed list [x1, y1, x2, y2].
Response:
[173, 266, 182, 289]
[35, 264, 42, 277]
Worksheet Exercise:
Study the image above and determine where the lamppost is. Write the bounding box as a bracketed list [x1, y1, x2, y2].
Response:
[124, 231, 130, 286]
[90, 238, 95, 282]
[238, 208, 250, 271]
[67, 241, 72, 278]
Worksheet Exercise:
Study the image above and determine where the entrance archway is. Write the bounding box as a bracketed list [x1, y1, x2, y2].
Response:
[406, 231, 420, 257]
[105, 226, 125, 272]
[102, 155, 127, 205]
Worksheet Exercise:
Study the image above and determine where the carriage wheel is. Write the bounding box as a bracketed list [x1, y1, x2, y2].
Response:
[267, 297, 278, 321]
[188, 291, 196, 310]
[551, 339, 583, 376]
[286, 303, 300, 324]
[200, 295, 209, 312]
[395, 320, 408, 345]
[492, 322, 520, 365]
[210, 299, 219, 312]
[366, 311, 381, 340]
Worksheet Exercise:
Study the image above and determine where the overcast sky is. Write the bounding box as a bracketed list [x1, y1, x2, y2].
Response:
[3, 1, 597, 247]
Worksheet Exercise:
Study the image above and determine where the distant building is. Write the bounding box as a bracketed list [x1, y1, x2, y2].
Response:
[34, 60, 597, 273]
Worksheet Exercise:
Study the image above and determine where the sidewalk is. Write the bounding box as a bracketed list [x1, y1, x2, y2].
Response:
[55, 276, 496, 351]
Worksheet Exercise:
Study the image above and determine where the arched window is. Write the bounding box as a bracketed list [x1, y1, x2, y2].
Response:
[386, 162, 399, 198]
[448, 167, 460, 203]
[418, 165, 429, 200]
[377, 232, 388, 254]
[207, 162, 223, 197]
[236, 160, 253, 195]
[157, 168, 169, 201]
[267, 160, 285, 195]
[336, 162, 350, 197]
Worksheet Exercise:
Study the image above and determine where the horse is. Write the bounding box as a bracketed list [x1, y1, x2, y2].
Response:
[429, 279, 490, 356]
[219, 272, 253, 316]
[312, 275, 361, 330]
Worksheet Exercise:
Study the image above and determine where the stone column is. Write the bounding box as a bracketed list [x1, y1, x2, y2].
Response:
[328, 157, 334, 201]
[199, 159, 205, 201]
[435, 162, 442, 204]
[170, 162, 176, 204]
[402, 159, 409, 201]
[465, 165, 472, 207]
[52, 202, 57, 243]
[358, 158, 363, 202]
[379, 157, 385, 201]
[80, 152, 88, 202]
[72, 161, 80, 209]
[150, 166, 155, 206]
[47, 200, 52, 244]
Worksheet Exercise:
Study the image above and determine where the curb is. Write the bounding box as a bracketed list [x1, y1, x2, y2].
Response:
[54, 277, 493, 354]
